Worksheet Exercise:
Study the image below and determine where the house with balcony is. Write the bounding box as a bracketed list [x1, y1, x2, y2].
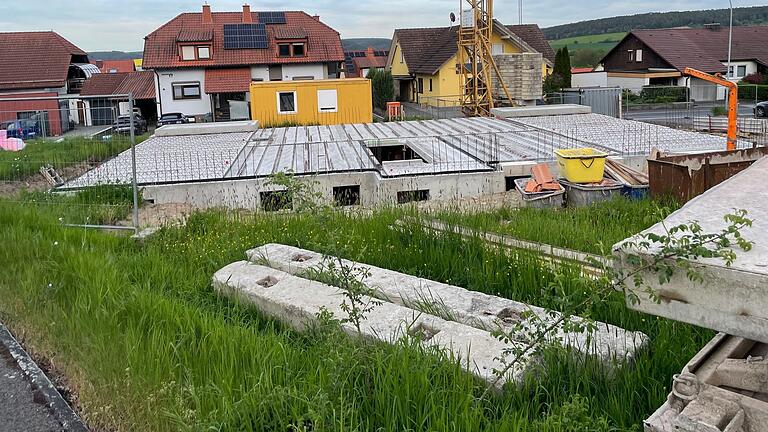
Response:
[0, 31, 99, 136]
[142, 4, 346, 122]
[589, 25, 768, 101]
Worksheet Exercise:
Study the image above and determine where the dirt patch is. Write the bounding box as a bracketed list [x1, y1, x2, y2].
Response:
[0, 163, 94, 199]
[136, 202, 196, 228]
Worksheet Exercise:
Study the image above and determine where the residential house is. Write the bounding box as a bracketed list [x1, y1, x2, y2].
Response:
[97, 59, 138, 74]
[142, 4, 346, 122]
[344, 47, 389, 78]
[387, 22, 555, 106]
[0, 31, 100, 136]
[594, 25, 768, 100]
[79, 71, 157, 125]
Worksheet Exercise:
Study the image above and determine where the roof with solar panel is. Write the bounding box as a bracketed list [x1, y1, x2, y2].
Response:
[343, 47, 390, 77]
[143, 6, 344, 69]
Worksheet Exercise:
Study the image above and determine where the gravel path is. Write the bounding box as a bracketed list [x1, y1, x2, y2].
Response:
[0, 346, 63, 432]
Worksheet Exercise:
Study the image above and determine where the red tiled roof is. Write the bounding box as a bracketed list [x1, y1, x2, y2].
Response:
[204, 68, 251, 93]
[0, 31, 87, 90]
[571, 67, 594, 74]
[99, 59, 136, 74]
[80, 71, 156, 100]
[274, 27, 308, 40]
[143, 11, 344, 69]
[177, 28, 214, 42]
[355, 56, 387, 70]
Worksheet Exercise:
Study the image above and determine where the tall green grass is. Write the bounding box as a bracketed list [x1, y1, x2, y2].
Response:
[438, 197, 680, 255]
[0, 200, 710, 431]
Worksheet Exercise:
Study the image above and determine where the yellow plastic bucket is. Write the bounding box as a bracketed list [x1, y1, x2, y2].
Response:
[554, 148, 608, 184]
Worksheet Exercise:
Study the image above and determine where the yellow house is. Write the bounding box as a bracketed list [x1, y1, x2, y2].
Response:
[387, 22, 555, 106]
[250, 78, 372, 127]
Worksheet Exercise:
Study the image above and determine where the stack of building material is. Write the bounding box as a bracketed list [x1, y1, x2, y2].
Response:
[491, 52, 544, 103]
[524, 163, 561, 193]
[604, 159, 648, 187]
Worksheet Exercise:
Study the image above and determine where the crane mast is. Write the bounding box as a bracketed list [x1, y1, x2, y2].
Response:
[457, 0, 513, 117]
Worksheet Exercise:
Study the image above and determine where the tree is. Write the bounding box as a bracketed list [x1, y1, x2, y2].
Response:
[367, 68, 395, 111]
[553, 47, 572, 88]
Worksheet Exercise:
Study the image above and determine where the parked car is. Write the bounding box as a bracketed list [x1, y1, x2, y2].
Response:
[3, 119, 41, 140]
[755, 101, 768, 118]
[157, 112, 189, 127]
[113, 114, 148, 135]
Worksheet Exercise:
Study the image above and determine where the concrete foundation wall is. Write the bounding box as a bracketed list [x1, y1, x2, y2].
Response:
[142, 170, 508, 209]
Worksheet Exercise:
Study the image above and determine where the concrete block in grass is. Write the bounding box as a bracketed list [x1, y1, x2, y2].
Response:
[213, 261, 531, 388]
[247, 244, 650, 366]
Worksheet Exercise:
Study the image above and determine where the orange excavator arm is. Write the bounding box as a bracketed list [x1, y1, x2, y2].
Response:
[683, 67, 739, 151]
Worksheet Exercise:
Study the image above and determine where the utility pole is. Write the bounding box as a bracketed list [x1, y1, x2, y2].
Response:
[519, 0, 523, 25]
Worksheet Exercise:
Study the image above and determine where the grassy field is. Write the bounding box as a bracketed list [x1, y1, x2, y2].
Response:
[0, 195, 712, 431]
[549, 32, 626, 52]
[438, 197, 680, 255]
[0, 133, 147, 180]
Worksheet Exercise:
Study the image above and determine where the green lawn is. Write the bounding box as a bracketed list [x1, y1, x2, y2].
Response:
[0, 134, 147, 181]
[549, 32, 626, 51]
[0, 196, 711, 431]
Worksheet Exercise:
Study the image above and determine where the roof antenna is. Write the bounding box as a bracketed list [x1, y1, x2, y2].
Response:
[518, 0, 523, 25]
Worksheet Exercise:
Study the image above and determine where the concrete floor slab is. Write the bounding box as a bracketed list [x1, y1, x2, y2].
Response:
[247, 244, 649, 365]
[616, 157, 768, 343]
[213, 262, 531, 388]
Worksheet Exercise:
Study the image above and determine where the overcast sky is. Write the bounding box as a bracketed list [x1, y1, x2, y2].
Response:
[1, 0, 765, 51]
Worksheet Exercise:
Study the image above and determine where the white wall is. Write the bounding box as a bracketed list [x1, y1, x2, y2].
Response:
[572, 72, 608, 88]
[607, 76, 649, 93]
[155, 69, 210, 117]
[251, 66, 270, 82]
[282, 64, 325, 81]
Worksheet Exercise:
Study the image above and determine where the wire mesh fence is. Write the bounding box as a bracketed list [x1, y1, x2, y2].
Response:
[0, 95, 140, 231]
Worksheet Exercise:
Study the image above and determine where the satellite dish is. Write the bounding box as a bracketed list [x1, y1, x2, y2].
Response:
[450, 12, 456, 23]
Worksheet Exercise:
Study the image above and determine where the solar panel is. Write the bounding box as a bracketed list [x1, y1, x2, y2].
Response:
[223, 23, 268, 49]
[258, 11, 286, 25]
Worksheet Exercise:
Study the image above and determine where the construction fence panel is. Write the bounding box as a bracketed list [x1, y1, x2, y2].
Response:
[0, 95, 140, 231]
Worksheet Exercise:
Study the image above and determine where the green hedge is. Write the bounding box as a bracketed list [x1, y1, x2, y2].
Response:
[638, 86, 688, 103]
[738, 84, 768, 101]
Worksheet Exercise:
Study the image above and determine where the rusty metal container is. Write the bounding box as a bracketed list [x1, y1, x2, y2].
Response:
[648, 147, 768, 203]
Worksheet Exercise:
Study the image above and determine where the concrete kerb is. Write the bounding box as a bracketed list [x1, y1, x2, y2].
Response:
[247, 244, 650, 366]
[212, 262, 531, 388]
[0, 322, 89, 432]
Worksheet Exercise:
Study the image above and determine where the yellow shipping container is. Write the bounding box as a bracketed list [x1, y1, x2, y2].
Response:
[249, 78, 372, 127]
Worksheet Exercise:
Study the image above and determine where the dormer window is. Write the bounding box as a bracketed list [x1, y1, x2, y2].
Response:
[180, 44, 212, 61]
[278, 42, 306, 58]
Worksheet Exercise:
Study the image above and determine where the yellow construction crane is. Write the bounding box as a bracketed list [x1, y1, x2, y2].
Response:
[456, 0, 513, 117]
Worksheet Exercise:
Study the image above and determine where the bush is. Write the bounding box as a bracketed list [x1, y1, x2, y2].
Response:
[367, 69, 395, 111]
[711, 106, 728, 117]
[742, 72, 766, 85]
[638, 86, 688, 104]
[738, 82, 768, 101]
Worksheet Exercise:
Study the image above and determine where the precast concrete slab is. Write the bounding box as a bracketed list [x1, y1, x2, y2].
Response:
[247, 244, 649, 365]
[616, 157, 768, 344]
[212, 261, 531, 387]
[644, 333, 768, 432]
[154, 120, 260, 137]
[492, 104, 592, 118]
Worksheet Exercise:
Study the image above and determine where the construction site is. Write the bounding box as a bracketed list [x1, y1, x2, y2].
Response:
[2, 1, 768, 432]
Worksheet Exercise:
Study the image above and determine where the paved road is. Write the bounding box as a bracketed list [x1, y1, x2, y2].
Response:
[0, 348, 63, 432]
[625, 103, 756, 122]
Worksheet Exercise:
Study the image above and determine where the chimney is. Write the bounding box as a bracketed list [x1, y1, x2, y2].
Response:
[312, 15, 320, 21]
[366, 47, 375, 57]
[202, 4, 212, 24]
[242, 4, 253, 23]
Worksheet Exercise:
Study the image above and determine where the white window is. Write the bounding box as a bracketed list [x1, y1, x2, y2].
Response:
[317, 89, 338, 113]
[400, 49, 404, 64]
[172, 82, 201, 100]
[197, 46, 210, 59]
[627, 50, 634, 62]
[635, 49, 643, 62]
[181, 46, 195, 61]
[738, 65, 747, 78]
[277, 91, 297, 114]
[492, 43, 504, 55]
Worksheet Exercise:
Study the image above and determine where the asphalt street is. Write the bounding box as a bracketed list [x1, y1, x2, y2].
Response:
[0, 348, 63, 432]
